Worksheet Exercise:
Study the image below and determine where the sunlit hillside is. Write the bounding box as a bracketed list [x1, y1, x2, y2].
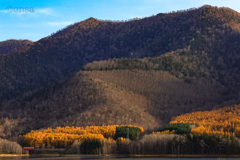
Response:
[171, 104, 240, 137]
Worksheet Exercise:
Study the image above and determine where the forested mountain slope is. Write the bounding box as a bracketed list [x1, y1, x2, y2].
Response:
[0, 40, 33, 55]
[1, 5, 240, 101]
[1, 5, 240, 138]
[2, 58, 239, 137]
[0, 71, 159, 137]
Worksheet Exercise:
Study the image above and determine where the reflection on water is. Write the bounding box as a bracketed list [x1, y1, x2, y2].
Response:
[0, 157, 239, 160]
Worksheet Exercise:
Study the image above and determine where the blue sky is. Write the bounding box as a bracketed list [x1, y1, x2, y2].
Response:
[0, 0, 240, 42]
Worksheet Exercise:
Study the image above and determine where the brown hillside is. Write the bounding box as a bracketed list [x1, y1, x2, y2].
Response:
[85, 70, 224, 121]
[1, 5, 240, 101]
[0, 71, 159, 138]
[0, 68, 232, 138]
[0, 40, 33, 55]
[2, 5, 240, 139]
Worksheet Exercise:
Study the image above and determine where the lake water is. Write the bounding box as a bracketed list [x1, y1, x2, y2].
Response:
[0, 157, 239, 160]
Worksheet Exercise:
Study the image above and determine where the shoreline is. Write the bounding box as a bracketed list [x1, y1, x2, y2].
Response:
[0, 154, 29, 157]
[128, 154, 240, 158]
[1, 154, 240, 158]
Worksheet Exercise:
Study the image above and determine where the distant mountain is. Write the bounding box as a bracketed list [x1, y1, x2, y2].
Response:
[0, 40, 33, 55]
[1, 5, 240, 101]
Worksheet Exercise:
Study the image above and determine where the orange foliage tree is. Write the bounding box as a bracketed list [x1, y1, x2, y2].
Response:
[23, 124, 143, 148]
[170, 104, 240, 137]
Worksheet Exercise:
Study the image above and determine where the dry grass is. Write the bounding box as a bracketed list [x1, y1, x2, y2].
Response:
[116, 133, 185, 154]
[0, 138, 22, 154]
[0, 68, 232, 138]
[86, 70, 224, 122]
[0, 71, 159, 138]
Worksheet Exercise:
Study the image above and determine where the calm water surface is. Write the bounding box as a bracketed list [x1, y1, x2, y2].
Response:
[0, 157, 237, 160]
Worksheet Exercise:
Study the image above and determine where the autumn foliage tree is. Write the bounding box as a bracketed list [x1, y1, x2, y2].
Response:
[23, 125, 143, 148]
[170, 104, 240, 137]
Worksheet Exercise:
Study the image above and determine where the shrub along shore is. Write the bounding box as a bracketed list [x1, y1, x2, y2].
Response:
[3, 105, 240, 155]
[21, 123, 240, 155]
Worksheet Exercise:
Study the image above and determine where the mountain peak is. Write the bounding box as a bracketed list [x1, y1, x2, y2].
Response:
[199, 4, 239, 15]
[83, 17, 99, 23]
[200, 4, 215, 9]
[87, 17, 97, 20]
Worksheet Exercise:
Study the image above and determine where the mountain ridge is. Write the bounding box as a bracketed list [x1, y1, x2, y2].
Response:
[1, 5, 240, 138]
[0, 39, 33, 55]
[1, 5, 240, 101]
